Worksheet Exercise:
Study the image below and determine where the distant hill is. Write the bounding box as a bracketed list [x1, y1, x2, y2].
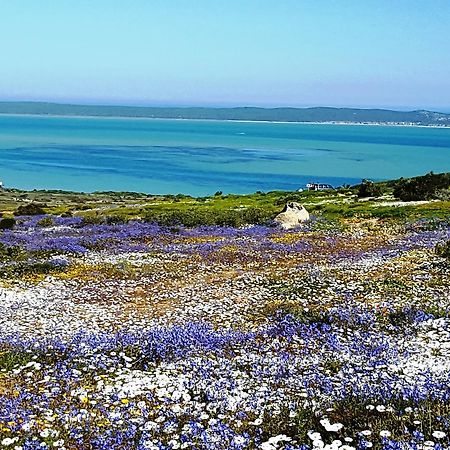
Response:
[1, 101, 450, 126]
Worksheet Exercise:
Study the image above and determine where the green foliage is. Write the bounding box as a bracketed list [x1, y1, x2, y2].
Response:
[143, 207, 274, 227]
[37, 216, 54, 227]
[435, 240, 450, 261]
[82, 214, 106, 225]
[0, 261, 67, 278]
[357, 179, 382, 198]
[323, 358, 344, 374]
[14, 202, 47, 216]
[0, 243, 26, 262]
[369, 207, 407, 219]
[393, 172, 450, 201]
[0, 348, 34, 371]
[1, 172, 449, 227]
[0, 217, 16, 230]
[104, 215, 128, 225]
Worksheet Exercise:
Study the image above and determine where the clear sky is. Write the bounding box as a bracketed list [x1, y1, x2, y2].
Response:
[1, 0, 449, 110]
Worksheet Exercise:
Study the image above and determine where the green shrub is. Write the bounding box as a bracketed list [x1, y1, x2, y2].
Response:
[0, 261, 67, 278]
[370, 207, 407, 219]
[435, 240, 450, 260]
[14, 203, 47, 216]
[435, 188, 450, 201]
[81, 215, 105, 225]
[0, 348, 34, 371]
[37, 216, 54, 227]
[393, 172, 450, 201]
[0, 243, 26, 262]
[105, 215, 128, 225]
[357, 179, 382, 198]
[0, 217, 16, 230]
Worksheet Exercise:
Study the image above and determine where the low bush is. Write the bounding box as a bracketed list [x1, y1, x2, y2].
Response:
[81, 215, 106, 225]
[357, 179, 382, 198]
[0, 260, 68, 278]
[0, 243, 26, 262]
[0, 217, 16, 230]
[435, 240, 450, 260]
[104, 215, 128, 225]
[37, 216, 54, 227]
[393, 172, 450, 201]
[14, 203, 47, 216]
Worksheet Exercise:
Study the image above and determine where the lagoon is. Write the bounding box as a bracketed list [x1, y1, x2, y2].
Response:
[0, 114, 449, 196]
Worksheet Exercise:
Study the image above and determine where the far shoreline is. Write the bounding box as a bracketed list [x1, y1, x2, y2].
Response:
[1, 112, 449, 128]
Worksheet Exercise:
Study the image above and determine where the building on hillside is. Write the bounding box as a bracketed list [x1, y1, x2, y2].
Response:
[306, 182, 334, 191]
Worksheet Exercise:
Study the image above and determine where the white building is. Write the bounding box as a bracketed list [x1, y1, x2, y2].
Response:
[306, 182, 334, 191]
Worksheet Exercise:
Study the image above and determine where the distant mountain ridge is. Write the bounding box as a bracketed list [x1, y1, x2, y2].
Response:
[1, 101, 450, 126]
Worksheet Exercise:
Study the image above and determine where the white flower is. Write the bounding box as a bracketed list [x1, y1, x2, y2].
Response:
[234, 436, 246, 445]
[268, 434, 292, 444]
[2, 438, 18, 447]
[379, 430, 391, 438]
[320, 418, 344, 432]
[432, 431, 446, 439]
[324, 444, 339, 450]
[376, 405, 386, 412]
[308, 432, 322, 441]
[360, 430, 372, 436]
[260, 443, 276, 450]
[260, 435, 292, 450]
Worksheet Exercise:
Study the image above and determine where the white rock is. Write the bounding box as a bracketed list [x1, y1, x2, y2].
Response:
[274, 202, 310, 229]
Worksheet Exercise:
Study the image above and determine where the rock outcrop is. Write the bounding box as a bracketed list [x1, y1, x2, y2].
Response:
[274, 202, 310, 229]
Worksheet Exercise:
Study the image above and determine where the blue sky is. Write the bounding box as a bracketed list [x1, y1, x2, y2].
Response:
[1, 0, 449, 110]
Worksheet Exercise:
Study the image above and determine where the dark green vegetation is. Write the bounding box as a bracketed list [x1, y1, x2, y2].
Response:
[393, 171, 450, 201]
[0, 172, 448, 227]
[0, 218, 15, 230]
[0, 348, 34, 372]
[14, 202, 47, 216]
[436, 240, 450, 261]
[1, 101, 450, 125]
[357, 179, 382, 198]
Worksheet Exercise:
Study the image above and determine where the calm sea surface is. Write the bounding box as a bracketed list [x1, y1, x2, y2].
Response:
[0, 115, 449, 196]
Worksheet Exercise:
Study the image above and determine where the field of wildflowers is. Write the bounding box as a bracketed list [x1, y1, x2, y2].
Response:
[1, 209, 450, 450]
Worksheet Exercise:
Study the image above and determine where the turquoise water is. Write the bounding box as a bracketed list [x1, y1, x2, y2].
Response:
[0, 115, 449, 196]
